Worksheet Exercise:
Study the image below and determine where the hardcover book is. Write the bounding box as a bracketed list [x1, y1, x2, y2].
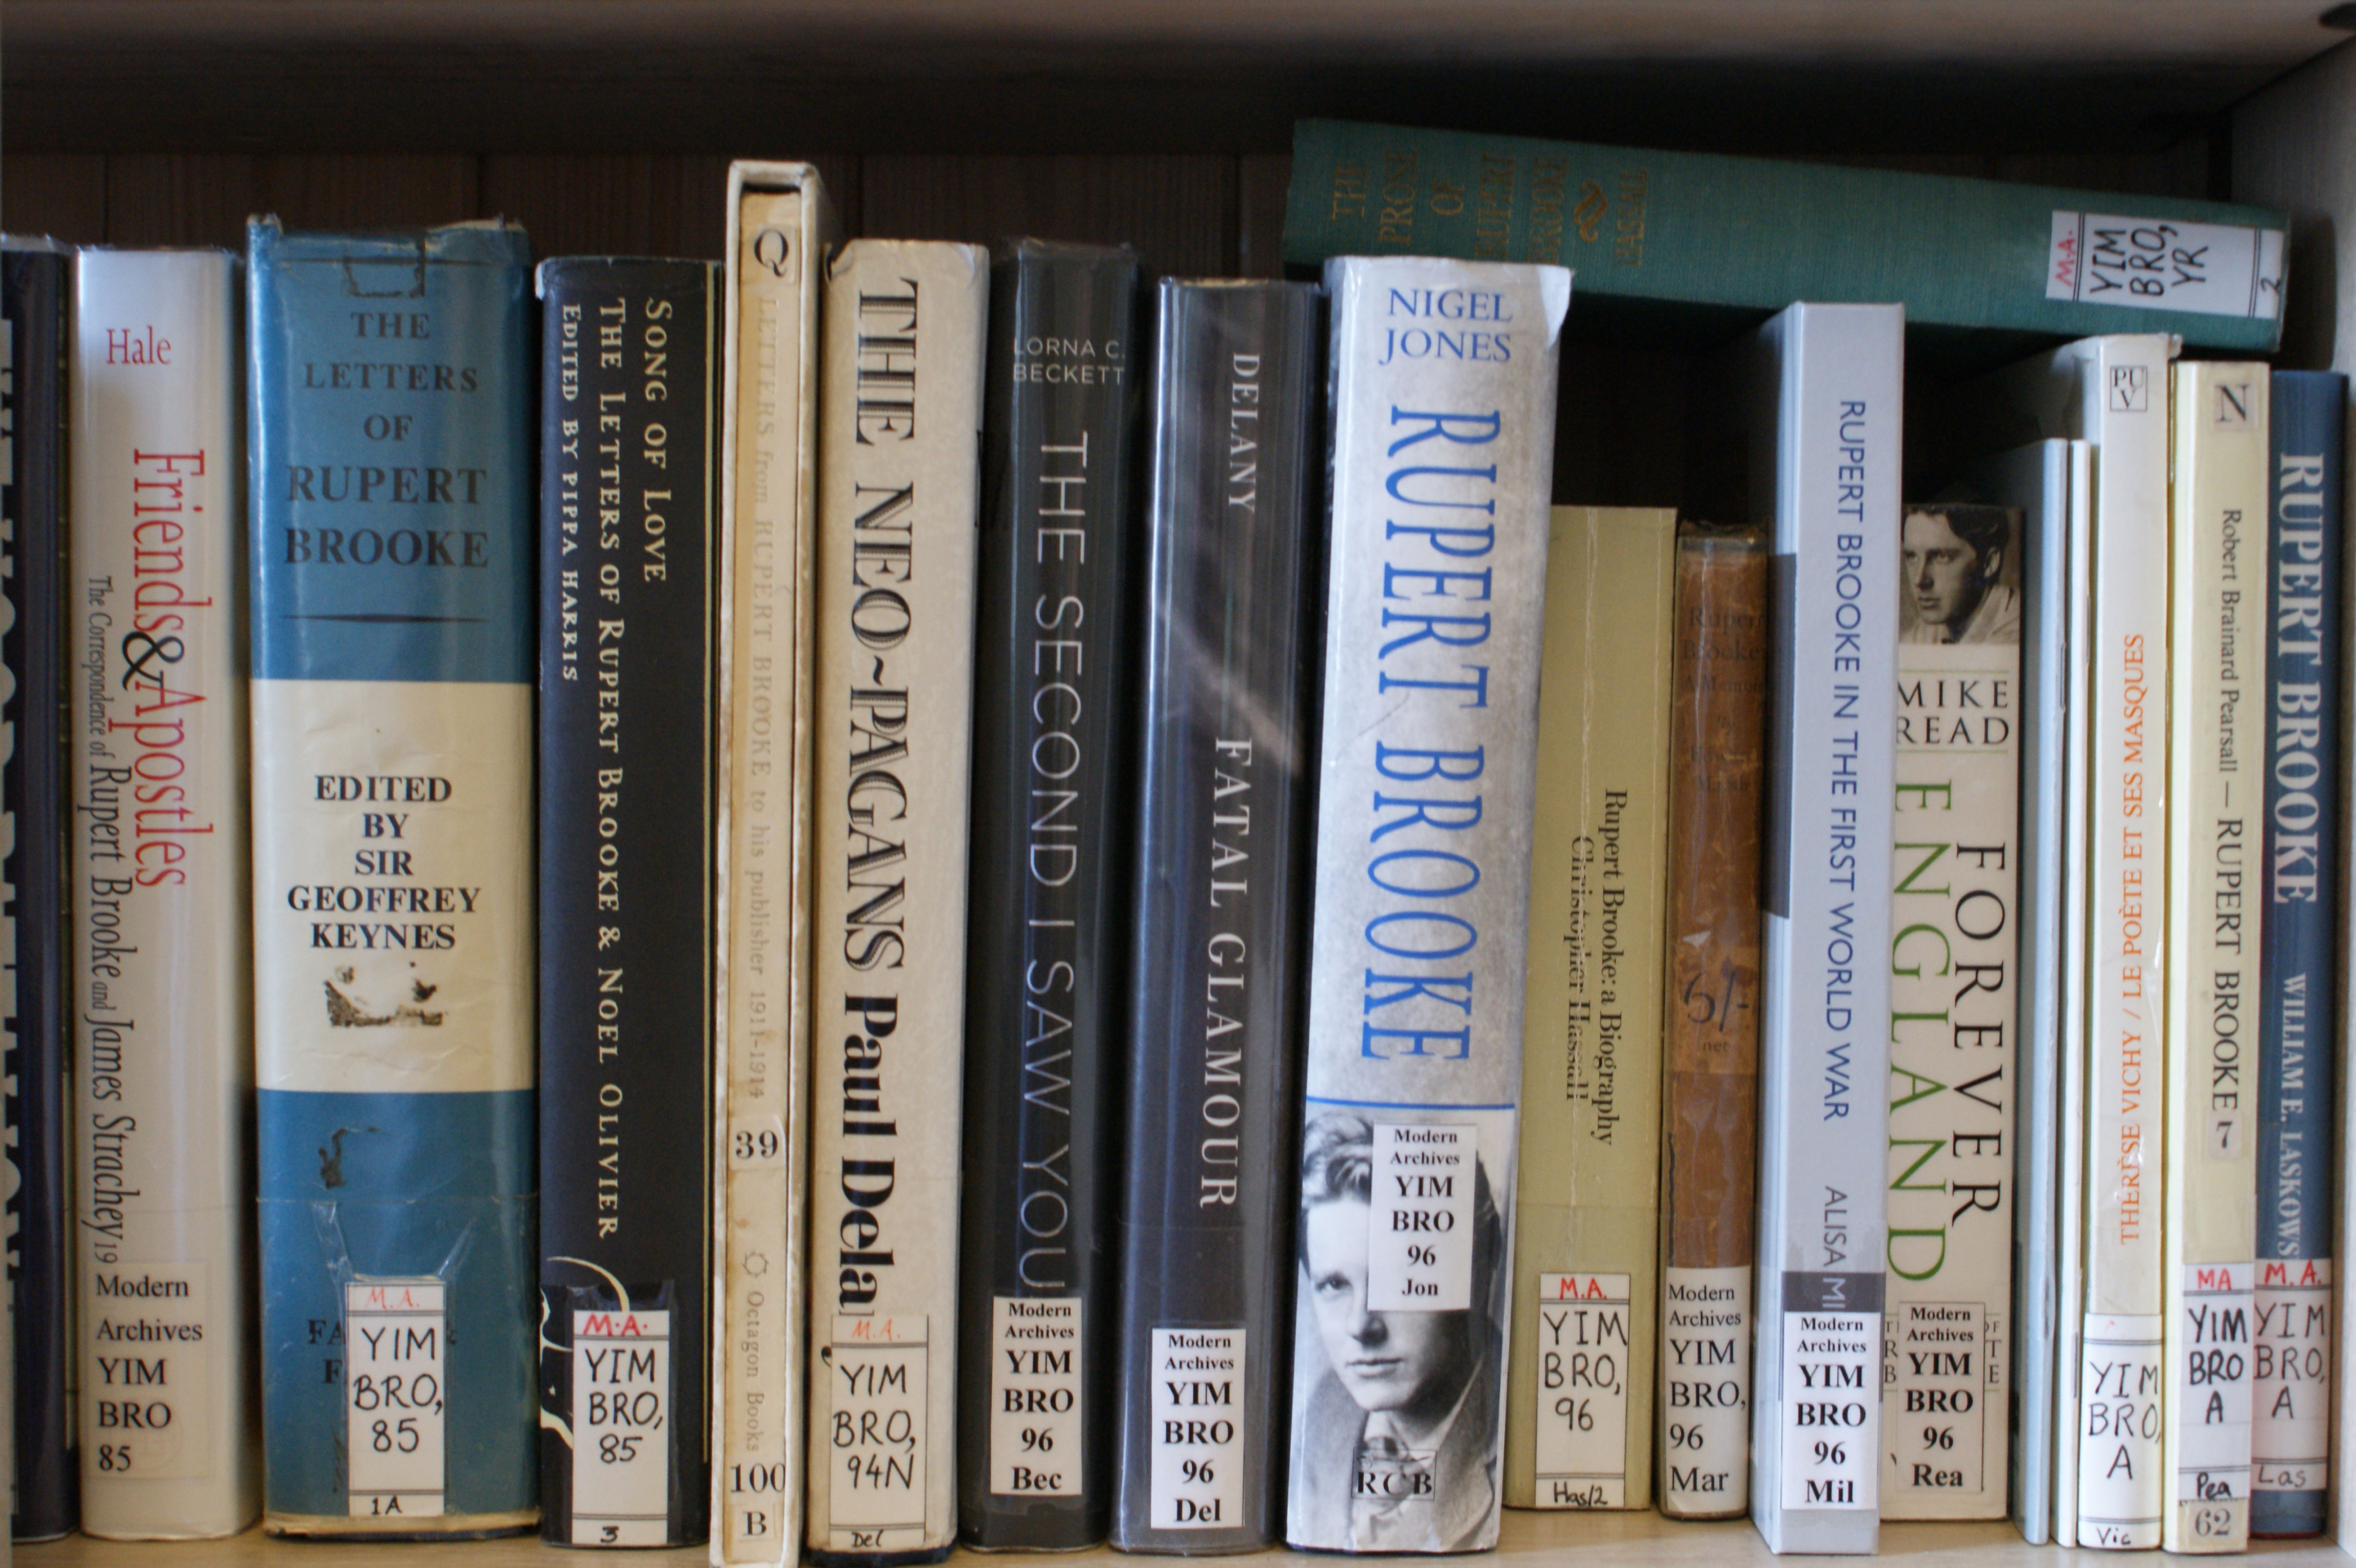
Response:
[1655, 523, 1769, 1521]
[4, 241, 76, 1542]
[804, 239, 988, 1566]
[713, 161, 834, 1568]
[1281, 120, 2286, 355]
[1977, 334, 2176, 1549]
[536, 257, 721, 1549]
[1502, 505, 1674, 1514]
[1882, 501, 2020, 1521]
[1111, 277, 1322, 1554]
[2158, 361, 2269, 1554]
[1282, 253, 1570, 1555]
[957, 240, 1142, 1553]
[1739, 303, 1902, 1556]
[70, 247, 259, 1541]
[2250, 370, 2346, 1539]
[248, 218, 537, 1537]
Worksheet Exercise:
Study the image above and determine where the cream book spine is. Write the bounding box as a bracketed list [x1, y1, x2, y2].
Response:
[714, 162, 834, 1568]
[803, 239, 988, 1562]
[2158, 362, 2269, 1554]
[1880, 503, 2021, 1520]
[1503, 506, 1674, 1513]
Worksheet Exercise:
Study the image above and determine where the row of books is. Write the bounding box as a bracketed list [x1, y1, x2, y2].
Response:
[0, 126, 2331, 1562]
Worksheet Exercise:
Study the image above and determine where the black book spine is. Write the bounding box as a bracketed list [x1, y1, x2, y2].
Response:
[1110, 281, 1322, 1551]
[535, 258, 720, 1548]
[3, 246, 77, 1543]
[957, 241, 1142, 1550]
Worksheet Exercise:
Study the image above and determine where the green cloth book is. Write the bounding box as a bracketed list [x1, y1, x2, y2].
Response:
[1282, 119, 2285, 354]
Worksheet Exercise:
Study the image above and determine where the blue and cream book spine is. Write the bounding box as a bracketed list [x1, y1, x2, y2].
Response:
[1738, 303, 1901, 1556]
[2250, 369, 2346, 1539]
[1280, 254, 1569, 1555]
[536, 258, 720, 1549]
[69, 247, 260, 1541]
[247, 218, 538, 1537]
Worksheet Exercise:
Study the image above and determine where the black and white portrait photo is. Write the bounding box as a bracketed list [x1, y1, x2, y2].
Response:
[1898, 502, 2022, 646]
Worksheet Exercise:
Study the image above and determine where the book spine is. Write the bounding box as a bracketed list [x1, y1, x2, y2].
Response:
[1281, 253, 1568, 1555]
[2050, 440, 2096, 1544]
[536, 258, 720, 1549]
[2250, 370, 2346, 1538]
[956, 241, 1141, 1552]
[246, 220, 537, 1536]
[804, 239, 988, 1565]
[1503, 506, 1674, 1513]
[1655, 527, 1769, 1521]
[2159, 362, 2269, 1554]
[69, 249, 257, 1539]
[714, 165, 828, 1568]
[1881, 504, 2021, 1521]
[1745, 303, 1901, 1556]
[1109, 279, 1322, 1553]
[1280, 121, 2285, 352]
[4, 245, 77, 1542]
[2065, 335, 2175, 1551]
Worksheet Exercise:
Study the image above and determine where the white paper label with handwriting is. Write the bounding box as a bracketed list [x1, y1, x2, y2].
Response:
[345, 1278, 447, 1519]
[2046, 212, 2284, 320]
[572, 1307, 671, 1545]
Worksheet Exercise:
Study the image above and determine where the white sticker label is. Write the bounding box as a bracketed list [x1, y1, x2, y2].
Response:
[571, 1307, 671, 1545]
[1148, 1327, 1244, 1530]
[989, 1296, 1081, 1496]
[1659, 1265, 1750, 1515]
[1367, 1123, 1473, 1311]
[85, 1260, 213, 1481]
[1883, 1300, 1986, 1497]
[2252, 1258, 2331, 1496]
[827, 1314, 928, 1537]
[2077, 1311, 2164, 1547]
[1531, 1273, 1629, 1507]
[2046, 211, 2284, 321]
[1780, 1304, 1879, 1510]
[2174, 1262, 2253, 1543]
[345, 1279, 447, 1520]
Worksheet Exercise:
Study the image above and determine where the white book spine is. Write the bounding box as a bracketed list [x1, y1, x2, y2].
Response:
[714, 164, 828, 1568]
[803, 239, 987, 1559]
[69, 250, 258, 1538]
[2052, 438, 2096, 1545]
[1743, 302, 1901, 1556]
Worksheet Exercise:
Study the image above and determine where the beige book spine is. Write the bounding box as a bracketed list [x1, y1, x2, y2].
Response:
[1503, 506, 1674, 1512]
[803, 239, 988, 1558]
[714, 163, 831, 1568]
[1880, 505, 2021, 1520]
[2159, 362, 2270, 1554]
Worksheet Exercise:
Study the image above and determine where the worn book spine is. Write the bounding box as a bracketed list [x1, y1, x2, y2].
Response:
[1982, 333, 2176, 1550]
[713, 162, 831, 1568]
[956, 241, 1141, 1553]
[1881, 502, 2020, 1521]
[1655, 525, 1769, 1521]
[68, 249, 258, 1541]
[1110, 278, 1322, 1554]
[2250, 370, 2346, 1539]
[2159, 361, 2269, 1554]
[1281, 120, 2285, 353]
[247, 219, 536, 1537]
[804, 239, 988, 1567]
[4, 243, 76, 1542]
[536, 258, 720, 1549]
[1281, 253, 1569, 1555]
[1502, 506, 1673, 1514]
[72, 245, 260, 1537]
[1744, 303, 1901, 1557]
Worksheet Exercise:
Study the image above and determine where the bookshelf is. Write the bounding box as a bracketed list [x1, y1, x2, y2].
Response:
[9, 2, 2356, 1564]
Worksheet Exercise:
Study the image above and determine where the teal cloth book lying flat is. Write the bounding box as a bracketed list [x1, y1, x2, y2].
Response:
[1282, 119, 2286, 354]
[246, 217, 538, 1538]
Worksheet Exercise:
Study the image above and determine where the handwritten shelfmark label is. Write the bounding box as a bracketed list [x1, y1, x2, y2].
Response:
[345, 1279, 447, 1519]
[2046, 211, 2284, 321]
[2252, 1258, 2331, 1498]
[1148, 1326, 1244, 1529]
[2174, 1262, 2253, 1545]
[571, 1307, 671, 1545]
[2077, 1311, 2164, 1547]
[989, 1296, 1081, 1497]
[1532, 1273, 1631, 1507]
[1367, 1123, 1474, 1310]
[827, 1313, 928, 1544]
